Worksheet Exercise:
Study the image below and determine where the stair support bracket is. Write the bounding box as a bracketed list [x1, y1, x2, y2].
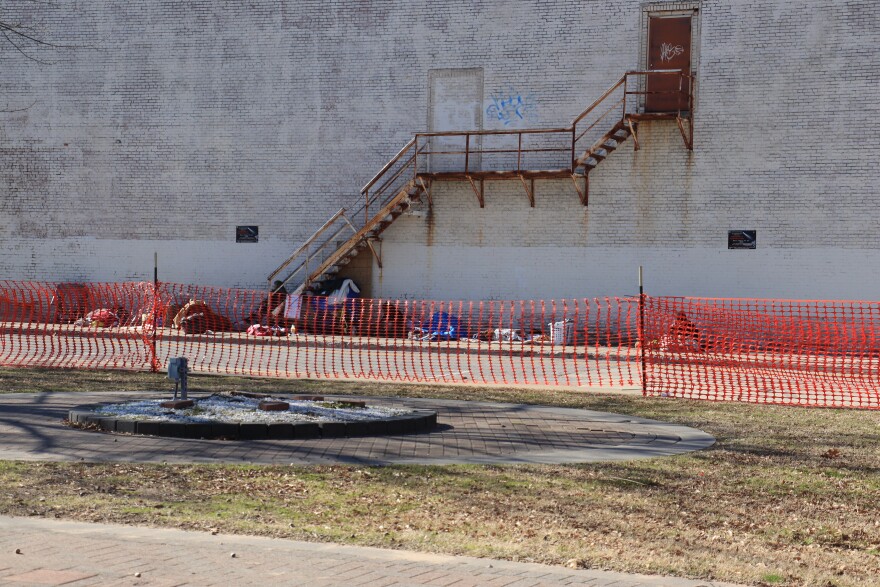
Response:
[676, 115, 694, 150]
[626, 118, 640, 151]
[417, 177, 433, 209]
[519, 175, 535, 208]
[466, 175, 485, 208]
[571, 174, 588, 206]
[365, 238, 383, 269]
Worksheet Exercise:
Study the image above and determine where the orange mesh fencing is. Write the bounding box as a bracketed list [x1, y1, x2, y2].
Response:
[152, 283, 641, 387]
[642, 297, 880, 409]
[4, 282, 878, 408]
[0, 281, 640, 389]
[0, 280, 158, 372]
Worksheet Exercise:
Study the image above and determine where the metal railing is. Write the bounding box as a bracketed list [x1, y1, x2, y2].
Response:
[409, 70, 694, 177]
[269, 70, 694, 292]
[269, 140, 426, 293]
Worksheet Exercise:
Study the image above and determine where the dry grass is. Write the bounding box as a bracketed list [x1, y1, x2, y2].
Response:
[0, 367, 879, 586]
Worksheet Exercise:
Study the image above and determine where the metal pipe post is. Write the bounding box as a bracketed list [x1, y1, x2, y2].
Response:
[151, 252, 158, 372]
[638, 265, 647, 396]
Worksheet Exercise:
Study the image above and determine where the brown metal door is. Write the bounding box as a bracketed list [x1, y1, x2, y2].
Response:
[646, 16, 691, 112]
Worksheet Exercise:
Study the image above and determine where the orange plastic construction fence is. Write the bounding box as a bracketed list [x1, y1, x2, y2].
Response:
[0, 281, 640, 389]
[0, 280, 158, 372]
[642, 296, 880, 409]
[2, 281, 878, 408]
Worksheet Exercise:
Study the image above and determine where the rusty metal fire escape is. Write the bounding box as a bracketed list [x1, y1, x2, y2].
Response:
[269, 70, 695, 294]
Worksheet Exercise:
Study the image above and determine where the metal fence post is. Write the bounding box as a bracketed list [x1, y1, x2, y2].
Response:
[638, 265, 647, 396]
[149, 252, 159, 372]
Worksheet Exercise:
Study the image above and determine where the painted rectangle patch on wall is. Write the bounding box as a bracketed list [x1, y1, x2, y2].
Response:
[428, 68, 483, 173]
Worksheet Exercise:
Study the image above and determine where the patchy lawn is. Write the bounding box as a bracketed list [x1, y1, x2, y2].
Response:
[0, 367, 879, 586]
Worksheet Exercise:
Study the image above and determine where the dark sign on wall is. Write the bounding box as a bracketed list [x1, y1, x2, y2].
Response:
[728, 230, 756, 249]
[236, 226, 259, 243]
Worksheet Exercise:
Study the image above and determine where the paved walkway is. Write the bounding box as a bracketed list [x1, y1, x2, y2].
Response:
[0, 392, 729, 586]
[3, 324, 640, 389]
[0, 392, 714, 465]
[0, 516, 741, 587]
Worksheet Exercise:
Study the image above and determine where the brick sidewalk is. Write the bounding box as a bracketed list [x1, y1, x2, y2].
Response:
[0, 516, 741, 587]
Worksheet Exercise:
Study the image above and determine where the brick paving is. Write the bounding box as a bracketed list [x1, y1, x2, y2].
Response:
[0, 516, 742, 587]
[0, 392, 714, 465]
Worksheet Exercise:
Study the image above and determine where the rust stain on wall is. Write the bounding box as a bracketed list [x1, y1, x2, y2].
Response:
[424, 205, 435, 247]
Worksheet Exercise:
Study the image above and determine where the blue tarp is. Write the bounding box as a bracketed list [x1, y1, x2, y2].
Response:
[420, 311, 463, 341]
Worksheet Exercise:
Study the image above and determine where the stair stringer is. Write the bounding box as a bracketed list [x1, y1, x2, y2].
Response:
[302, 180, 421, 291]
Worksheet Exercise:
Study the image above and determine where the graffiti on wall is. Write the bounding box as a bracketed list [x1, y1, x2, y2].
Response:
[486, 89, 537, 126]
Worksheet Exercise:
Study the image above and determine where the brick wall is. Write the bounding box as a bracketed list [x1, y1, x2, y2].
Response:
[1, 1, 878, 299]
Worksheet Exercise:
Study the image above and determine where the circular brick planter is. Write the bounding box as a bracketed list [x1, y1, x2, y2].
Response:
[67, 403, 438, 440]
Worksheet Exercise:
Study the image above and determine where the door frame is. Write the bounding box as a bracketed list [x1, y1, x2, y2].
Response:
[427, 68, 484, 173]
[637, 1, 701, 114]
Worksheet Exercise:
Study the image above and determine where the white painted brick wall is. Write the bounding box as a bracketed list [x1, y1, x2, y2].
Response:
[0, 1, 878, 299]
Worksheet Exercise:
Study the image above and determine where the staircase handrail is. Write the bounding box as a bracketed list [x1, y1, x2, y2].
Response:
[268, 207, 348, 283]
[571, 74, 627, 126]
[361, 138, 416, 195]
[415, 126, 572, 138]
[272, 218, 357, 291]
[269, 141, 420, 290]
[301, 186, 415, 287]
[364, 148, 418, 207]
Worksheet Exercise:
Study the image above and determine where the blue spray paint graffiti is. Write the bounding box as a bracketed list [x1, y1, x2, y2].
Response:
[486, 89, 537, 126]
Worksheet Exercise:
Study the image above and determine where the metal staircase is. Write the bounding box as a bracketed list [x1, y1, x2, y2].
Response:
[268, 167, 428, 296]
[269, 70, 695, 294]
